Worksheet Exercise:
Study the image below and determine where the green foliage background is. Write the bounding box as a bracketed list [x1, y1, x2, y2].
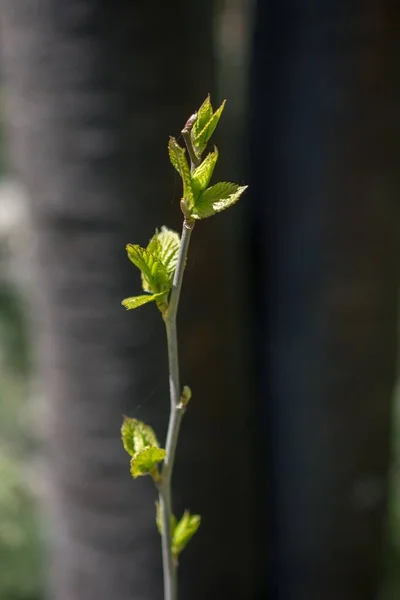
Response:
[0, 255, 44, 599]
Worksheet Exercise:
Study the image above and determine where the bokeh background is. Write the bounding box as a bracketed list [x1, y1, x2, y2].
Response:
[0, 1, 399, 599]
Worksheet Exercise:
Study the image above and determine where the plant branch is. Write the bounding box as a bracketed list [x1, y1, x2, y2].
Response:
[166, 219, 194, 323]
[159, 218, 195, 600]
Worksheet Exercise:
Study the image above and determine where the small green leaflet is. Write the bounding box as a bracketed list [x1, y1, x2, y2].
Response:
[122, 293, 166, 311]
[122, 227, 180, 311]
[191, 147, 218, 197]
[126, 244, 170, 294]
[172, 511, 201, 556]
[121, 417, 160, 457]
[147, 226, 180, 279]
[130, 447, 166, 478]
[191, 95, 213, 143]
[121, 418, 166, 479]
[155, 504, 200, 557]
[191, 182, 248, 220]
[191, 97, 225, 159]
[168, 137, 194, 209]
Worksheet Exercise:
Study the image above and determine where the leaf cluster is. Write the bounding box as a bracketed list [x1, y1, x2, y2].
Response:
[121, 417, 166, 479]
[122, 226, 180, 312]
[122, 96, 247, 313]
[156, 503, 201, 559]
[169, 95, 247, 219]
[122, 417, 201, 556]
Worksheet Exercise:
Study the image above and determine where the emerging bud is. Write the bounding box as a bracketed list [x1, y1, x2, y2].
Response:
[182, 112, 197, 134]
[180, 385, 192, 406]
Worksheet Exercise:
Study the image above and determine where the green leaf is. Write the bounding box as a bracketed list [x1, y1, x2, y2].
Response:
[191, 182, 247, 220]
[172, 511, 201, 556]
[197, 100, 225, 146]
[191, 147, 218, 198]
[123, 228, 180, 313]
[192, 99, 225, 158]
[155, 502, 177, 537]
[146, 226, 180, 280]
[121, 417, 160, 457]
[121, 293, 166, 311]
[126, 244, 170, 293]
[121, 418, 166, 479]
[168, 137, 194, 209]
[130, 447, 166, 478]
[191, 95, 213, 144]
[121, 417, 137, 457]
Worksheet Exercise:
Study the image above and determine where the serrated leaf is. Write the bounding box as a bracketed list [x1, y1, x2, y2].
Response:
[121, 417, 160, 457]
[192, 100, 225, 158]
[146, 226, 180, 280]
[168, 136, 186, 173]
[168, 137, 194, 208]
[197, 100, 225, 145]
[121, 418, 136, 457]
[191, 95, 213, 144]
[191, 182, 247, 220]
[130, 447, 166, 478]
[172, 511, 201, 556]
[121, 293, 166, 311]
[133, 420, 159, 451]
[155, 502, 177, 537]
[191, 147, 218, 198]
[126, 244, 170, 293]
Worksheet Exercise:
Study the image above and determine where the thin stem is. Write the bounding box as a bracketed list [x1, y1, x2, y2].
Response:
[158, 476, 176, 600]
[158, 219, 195, 600]
[167, 220, 195, 323]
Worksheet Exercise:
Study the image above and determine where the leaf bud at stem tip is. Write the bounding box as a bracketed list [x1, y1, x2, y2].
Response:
[182, 112, 197, 134]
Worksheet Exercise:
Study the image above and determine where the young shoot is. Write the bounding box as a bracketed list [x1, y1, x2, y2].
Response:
[120, 96, 247, 600]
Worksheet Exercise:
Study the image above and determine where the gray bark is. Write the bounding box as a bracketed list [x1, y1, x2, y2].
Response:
[0, 2, 256, 599]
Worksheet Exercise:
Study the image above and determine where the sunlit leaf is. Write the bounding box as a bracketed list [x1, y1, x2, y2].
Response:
[191, 95, 213, 144]
[147, 226, 180, 280]
[168, 137, 194, 208]
[121, 417, 160, 457]
[126, 244, 170, 293]
[121, 293, 166, 311]
[191, 99, 225, 158]
[191, 147, 218, 198]
[191, 182, 247, 220]
[130, 447, 166, 478]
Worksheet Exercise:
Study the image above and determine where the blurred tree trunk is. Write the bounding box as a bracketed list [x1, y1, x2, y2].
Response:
[0, 2, 256, 600]
[250, 1, 400, 599]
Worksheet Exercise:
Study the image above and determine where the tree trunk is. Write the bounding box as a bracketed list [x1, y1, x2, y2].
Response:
[250, 1, 400, 599]
[0, 2, 256, 599]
